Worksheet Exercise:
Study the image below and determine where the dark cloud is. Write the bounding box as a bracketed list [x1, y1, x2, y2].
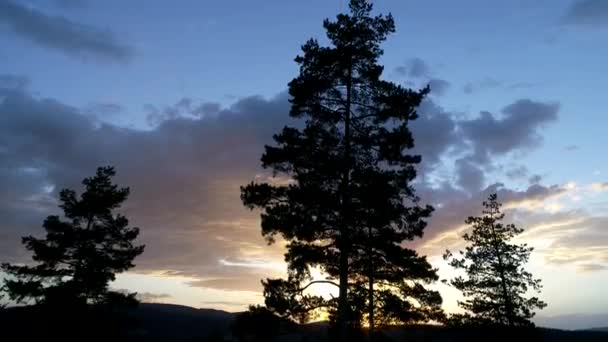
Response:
[455, 158, 484, 193]
[0, 74, 29, 89]
[0, 0, 133, 63]
[461, 99, 559, 163]
[0, 80, 565, 292]
[53, 0, 87, 10]
[394, 57, 430, 78]
[462, 77, 502, 94]
[561, 0, 608, 28]
[145, 98, 224, 126]
[0, 84, 290, 291]
[84, 102, 124, 118]
[393, 58, 449, 97]
[427, 78, 450, 96]
[410, 99, 460, 171]
[529, 174, 543, 184]
[505, 165, 529, 180]
[498, 183, 567, 205]
[463, 83, 474, 94]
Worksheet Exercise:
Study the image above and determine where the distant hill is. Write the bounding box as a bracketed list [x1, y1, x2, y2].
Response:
[2, 303, 608, 341]
[0, 303, 237, 341]
[534, 313, 608, 330]
[127, 303, 236, 340]
[588, 327, 608, 332]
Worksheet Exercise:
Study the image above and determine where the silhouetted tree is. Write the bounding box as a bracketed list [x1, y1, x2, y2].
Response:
[1, 166, 145, 307]
[241, 0, 437, 338]
[443, 194, 546, 327]
[232, 305, 296, 341]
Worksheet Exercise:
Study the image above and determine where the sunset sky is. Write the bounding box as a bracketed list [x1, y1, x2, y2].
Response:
[1, 0, 607, 330]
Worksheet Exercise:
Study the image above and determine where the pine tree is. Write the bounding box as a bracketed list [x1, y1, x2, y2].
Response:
[241, 0, 438, 338]
[443, 194, 546, 327]
[1, 166, 145, 307]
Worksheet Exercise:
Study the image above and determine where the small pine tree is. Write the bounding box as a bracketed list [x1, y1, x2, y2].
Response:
[443, 194, 546, 327]
[1, 166, 145, 307]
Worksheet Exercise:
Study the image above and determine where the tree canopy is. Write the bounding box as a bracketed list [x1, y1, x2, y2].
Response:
[1, 166, 145, 307]
[241, 0, 440, 337]
[444, 194, 546, 326]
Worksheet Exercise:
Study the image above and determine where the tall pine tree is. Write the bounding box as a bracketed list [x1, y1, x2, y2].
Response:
[443, 194, 546, 327]
[241, 0, 439, 338]
[1, 166, 145, 307]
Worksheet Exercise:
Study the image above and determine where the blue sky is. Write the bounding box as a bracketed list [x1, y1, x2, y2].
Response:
[1, 0, 608, 329]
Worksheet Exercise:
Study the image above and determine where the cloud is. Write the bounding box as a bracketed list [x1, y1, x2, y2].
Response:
[394, 57, 430, 78]
[0, 80, 568, 294]
[145, 98, 223, 126]
[505, 165, 529, 180]
[189, 277, 265, 293]
[136, 292, 172, 303]
[578, 263, 607, 272]
[427, 78, 450, 96]
[84, 102, 124, 118]
[536, 214, 608, 270]
[393, 58, 450, 97]
[0, 0, 133, 63]
[0, 84, 291, 292]
[0, 74, 29, 89]
[410, 99, 460, 170]
[507, 82, 538, 90]
[463, 78, 539, 94]
[462, 77, 501, 94]
[200, 300, 252, 309]
[416, 182, 569, 254]
[591, 182, 608, 192]
[561, 0, 608, 28]
[52, 0, 87, 10]
[455, 158, 484, 193]
[461, 99, 559, 163]
[565, 144, 579, 151]
[528, 175, 542, 185]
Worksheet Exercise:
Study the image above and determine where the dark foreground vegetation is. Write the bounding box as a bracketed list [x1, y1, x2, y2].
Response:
[1, 1, 603, 342]
[1, 303, 607, 342]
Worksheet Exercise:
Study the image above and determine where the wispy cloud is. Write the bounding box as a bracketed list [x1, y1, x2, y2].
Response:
[561, 0, 608, 28]
[0, 0, 133, 63]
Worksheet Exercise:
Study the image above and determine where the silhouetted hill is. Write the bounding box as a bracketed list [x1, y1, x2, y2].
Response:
[588, 327, 608, 332]
[128, 303, 236, 340]
[1, 303, 608, 341]
[0, 303, 236, 341]
[534, 313, 608, 330]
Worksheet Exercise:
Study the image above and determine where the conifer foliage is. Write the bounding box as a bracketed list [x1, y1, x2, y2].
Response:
[1, 166, 145, 307]
[241, 0, 440, 337]
[444, 194, 546, 326]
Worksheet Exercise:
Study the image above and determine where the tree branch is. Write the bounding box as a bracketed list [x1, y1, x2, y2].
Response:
[300, 280, 340, 292]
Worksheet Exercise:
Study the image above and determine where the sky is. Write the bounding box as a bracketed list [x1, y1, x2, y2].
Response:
[1, 0, 607, 330]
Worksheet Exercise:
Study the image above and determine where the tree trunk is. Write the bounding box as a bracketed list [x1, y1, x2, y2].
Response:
[368, 225, 374, 341]
[338, 241, 349, 341]
[338, 55, 354, 342]
[490, 220, 514, 326]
